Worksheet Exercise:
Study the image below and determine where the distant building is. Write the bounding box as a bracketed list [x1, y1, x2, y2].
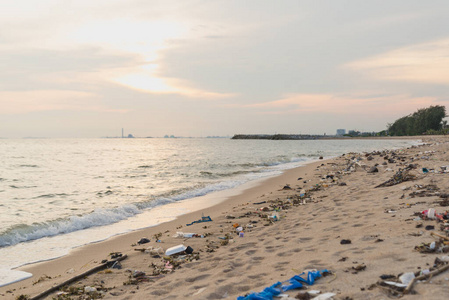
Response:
[336, 129, 346, 136]
[348, 130, 360, 136]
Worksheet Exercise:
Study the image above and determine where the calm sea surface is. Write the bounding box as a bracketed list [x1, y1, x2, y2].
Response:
[0, 138, 419, 285]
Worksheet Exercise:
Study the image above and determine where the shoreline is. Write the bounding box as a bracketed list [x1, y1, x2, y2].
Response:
[4, 137, 449, 299]
[0, 157, 319, 284]
[1, 157, 329, 298]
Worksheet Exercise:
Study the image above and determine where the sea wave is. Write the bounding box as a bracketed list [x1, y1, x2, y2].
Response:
[0, 205, 141, 247]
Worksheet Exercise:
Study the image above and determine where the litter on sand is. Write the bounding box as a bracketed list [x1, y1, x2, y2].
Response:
[186, 215, 212, 226]
[237, 269, 330, 300]
[165, 244, 194, 256]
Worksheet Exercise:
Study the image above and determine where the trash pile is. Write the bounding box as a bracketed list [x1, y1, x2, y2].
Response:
[375, 256, 449, 296]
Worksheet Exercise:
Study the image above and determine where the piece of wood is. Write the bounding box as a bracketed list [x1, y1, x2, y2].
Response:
[430, 232, 449, 241]
[403, 263, 449, 294]
[30, 254, 127, 300]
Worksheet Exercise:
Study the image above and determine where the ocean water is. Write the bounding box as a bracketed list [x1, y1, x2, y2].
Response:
[0, 138, 419, 286]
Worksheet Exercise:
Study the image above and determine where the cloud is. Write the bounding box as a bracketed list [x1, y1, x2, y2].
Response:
[112, 64, 237, 99]
[0, 90, 130, 114]
[245, 93, 438, 116]
[346, 39, 449, 85]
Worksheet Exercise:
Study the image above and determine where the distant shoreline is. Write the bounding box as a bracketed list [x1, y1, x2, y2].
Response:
[231, 134, 423, 140]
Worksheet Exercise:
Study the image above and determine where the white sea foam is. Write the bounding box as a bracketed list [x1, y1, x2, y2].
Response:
[0, 269, 32, 288]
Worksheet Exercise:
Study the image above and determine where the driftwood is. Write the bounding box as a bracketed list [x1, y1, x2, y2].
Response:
[403, 263, 449, 294]
[430, 232, 449, 241]
[30, 254, 127, 300]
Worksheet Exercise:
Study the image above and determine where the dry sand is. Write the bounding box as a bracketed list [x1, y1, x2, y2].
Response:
[2, 136, 449, 299]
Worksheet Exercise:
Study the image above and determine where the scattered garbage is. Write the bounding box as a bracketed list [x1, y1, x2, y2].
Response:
[340, 239, 351, 245]
[351, 264, 366, 273]
[173, 232, 204, 238]
[111, 261, 122, 269]
[268, 213, 279, 221]
[254, 201, 267, 205]
[313, 293, 337, 300]
[237, 269, 330, 300]
[375, 167, 417, 188]
[414, 240, 449, 253]
[367, 166, 378, 173]
[143, 246, 164, 256]
[421, 208, 444, 220]
[165, 244, 193, 256]
[137, 237, 150, 245]
[84, 286, 97, 293]
[399, 272, 415, 285]
[186, 215, 212, 226]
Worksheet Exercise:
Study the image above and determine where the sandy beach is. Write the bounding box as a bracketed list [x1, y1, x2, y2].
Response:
[2, 136, 449, 299]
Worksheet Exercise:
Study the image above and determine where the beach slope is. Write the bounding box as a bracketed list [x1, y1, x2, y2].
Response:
[2, 137, 449, 299]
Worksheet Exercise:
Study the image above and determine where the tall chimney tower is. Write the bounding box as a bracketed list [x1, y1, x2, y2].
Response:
[122, 128, 124, 138]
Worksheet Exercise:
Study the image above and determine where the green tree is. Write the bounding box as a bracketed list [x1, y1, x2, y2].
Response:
[387, 105, 447, 136]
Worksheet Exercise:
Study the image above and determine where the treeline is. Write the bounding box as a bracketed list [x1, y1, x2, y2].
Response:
[387, 105, 447, 136]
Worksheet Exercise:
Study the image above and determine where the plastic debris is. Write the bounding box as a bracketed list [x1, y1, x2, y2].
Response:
[145, 246, 164, 256]
[383, 281, 407, 288]
[137, 237, 150, 245]
[186, 215, 212, 226]
[399, 272, 415, 285]
[237, 269, 330, 300]
[173, 232, 203, 238]
[313, 293, 337, 300]
[165, 244, 193, 256]
[268, 213, 279, 221]
[84, 286, 97, 293]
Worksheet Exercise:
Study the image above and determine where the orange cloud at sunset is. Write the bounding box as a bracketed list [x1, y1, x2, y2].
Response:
[346, 39, 449, 85]
[0, 90, 129, 114]
[247, 93, 437, 116]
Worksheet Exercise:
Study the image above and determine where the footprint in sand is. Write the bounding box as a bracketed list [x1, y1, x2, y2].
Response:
[352, 250, 365, 254]
[185, 274, 211, 283]
[308, 259, 322, 264]
[363, 246, 376, 251]
[247, 273, 268, 279]
[297, 237, 313, 242]
[158, 280, 172, 286]
[150, 289, 170, 296]
[229, 242, 257, 252]
[251, 256, 264, 261]
[264, 244, 283, 252]
[276, 251, 292, 257]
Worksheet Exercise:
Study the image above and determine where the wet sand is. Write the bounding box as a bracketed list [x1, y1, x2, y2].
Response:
[2, 136, 449, 299]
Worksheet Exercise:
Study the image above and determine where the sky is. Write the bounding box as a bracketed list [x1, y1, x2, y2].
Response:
[1, 0, 449, 138]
